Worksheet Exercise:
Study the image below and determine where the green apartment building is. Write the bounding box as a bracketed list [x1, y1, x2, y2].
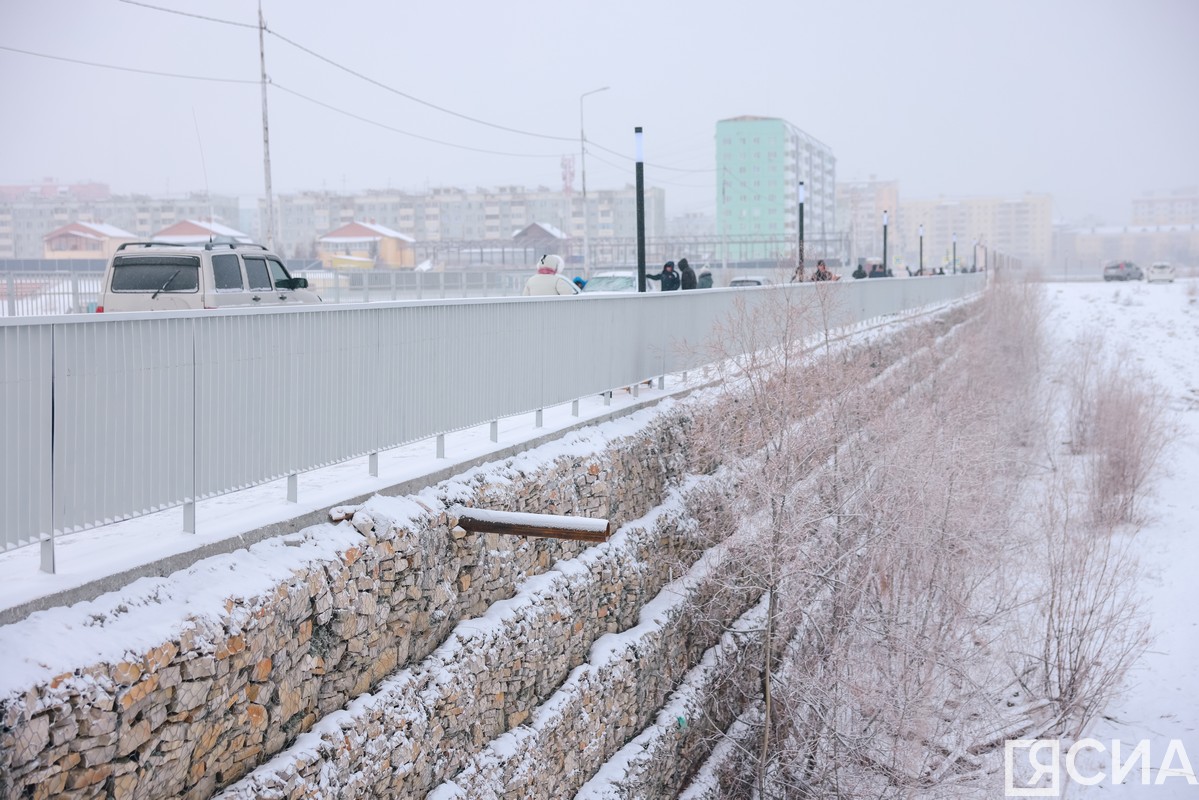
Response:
[716, 116, 836, 263]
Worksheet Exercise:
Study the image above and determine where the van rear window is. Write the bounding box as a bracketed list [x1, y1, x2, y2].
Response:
[111, 255, 200, 293]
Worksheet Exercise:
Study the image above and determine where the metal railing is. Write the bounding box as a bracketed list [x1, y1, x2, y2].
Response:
[0, 261, 862, 317]
[1, 275, 985, 570]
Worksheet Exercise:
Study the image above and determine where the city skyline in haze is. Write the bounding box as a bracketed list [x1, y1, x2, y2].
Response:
[2, 0, 1196, 226]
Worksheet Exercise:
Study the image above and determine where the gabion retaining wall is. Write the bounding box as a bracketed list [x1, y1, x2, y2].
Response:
[0, 410, 696, 800]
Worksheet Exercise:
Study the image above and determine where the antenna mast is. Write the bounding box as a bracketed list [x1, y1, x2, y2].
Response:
[258, 0, 275, 250]
[191, 107, 214, 224]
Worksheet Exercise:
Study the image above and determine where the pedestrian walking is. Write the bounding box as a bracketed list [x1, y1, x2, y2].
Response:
[678, 258, 697, 290]
[522, 254, 579, 296]
[646, 261, 681, 291]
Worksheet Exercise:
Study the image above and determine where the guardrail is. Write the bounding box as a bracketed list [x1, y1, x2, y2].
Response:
[1, 275, 985, 571]
[0, 269, 531, 317]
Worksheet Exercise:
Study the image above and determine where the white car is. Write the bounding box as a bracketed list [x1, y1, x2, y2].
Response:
[580, 271, 659, 293]
[729, 275, 774, 287]
[1146, 262, 1176, 283]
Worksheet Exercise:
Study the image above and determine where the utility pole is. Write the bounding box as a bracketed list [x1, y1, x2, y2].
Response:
[258, 0, 275, 251]
[579, 87, 608, 279]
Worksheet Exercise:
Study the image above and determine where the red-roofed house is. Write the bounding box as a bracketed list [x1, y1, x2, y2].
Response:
[42, 221, 137, 260]
[151, 219, 252, 245]
[511, 222, 568, 243]
[317, 221, 415, 269]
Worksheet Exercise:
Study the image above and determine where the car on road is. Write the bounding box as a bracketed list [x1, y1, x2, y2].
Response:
[1102, 260, 1143, 282]
[97, 241, 322, 312]
[580, 271, 658, 293]
[1146, 262, 1176, 283]
[729, 275, 775, 287]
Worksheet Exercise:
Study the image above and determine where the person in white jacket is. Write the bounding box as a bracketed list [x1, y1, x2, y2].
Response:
[522, 254, 579, 296]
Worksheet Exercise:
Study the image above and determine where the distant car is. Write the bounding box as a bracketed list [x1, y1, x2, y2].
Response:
[729, 275, 774, 287]
[1102, 260, 1142, 282]
[97, 241, 321, 312]
[580, 271, 658, 293]
[1146, 262, 1176, 283]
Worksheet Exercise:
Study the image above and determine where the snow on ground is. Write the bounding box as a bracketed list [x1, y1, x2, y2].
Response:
[0, 384, 683, 694]
[1046, 279, 1199, 796]
[1, 279, 1196, 793]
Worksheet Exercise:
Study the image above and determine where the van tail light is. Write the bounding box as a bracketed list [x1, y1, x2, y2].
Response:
[95, 305, 104, 313]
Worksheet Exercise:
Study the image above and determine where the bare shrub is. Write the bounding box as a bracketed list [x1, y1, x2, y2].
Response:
[1034, 479, 1150, 736]
[1085, 356, 1173, 526]
[676, 274, 1164, 798]
[1063, 335, 1105, 455]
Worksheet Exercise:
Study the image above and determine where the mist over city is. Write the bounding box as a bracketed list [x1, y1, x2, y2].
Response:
[2, 0, 1196, 228]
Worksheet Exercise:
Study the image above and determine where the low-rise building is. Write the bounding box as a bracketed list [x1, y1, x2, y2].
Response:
[42, 221, 136, 260]
[152, 220, 252, 245]
[317, 221, 415, 269]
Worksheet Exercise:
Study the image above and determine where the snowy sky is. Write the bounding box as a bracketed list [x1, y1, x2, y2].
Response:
[0, 278, 1196, 792]
[1, 0, 1197, 224]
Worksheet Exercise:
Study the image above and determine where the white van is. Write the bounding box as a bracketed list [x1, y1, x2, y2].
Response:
[97, 241, 321, 312]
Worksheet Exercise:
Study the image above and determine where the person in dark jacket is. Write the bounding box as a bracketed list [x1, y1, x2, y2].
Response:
[811, 260, 839, 281]
[646, 261, 681, 291]
[852, 263, 868, 279]
[677, 258, 697, 290]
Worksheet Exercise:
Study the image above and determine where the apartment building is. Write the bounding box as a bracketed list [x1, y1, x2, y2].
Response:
[715, 116, 837, 262]
[1132, 187, 1199, 227]
[836, 178, 901, 265]
[891, 193, 1053, 272]
[266, 185, 666, 260]
[0, 182, 239, 258]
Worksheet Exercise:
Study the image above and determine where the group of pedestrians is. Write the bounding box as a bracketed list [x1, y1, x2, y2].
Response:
[522, 254, 711, 296]
[645, 258, 699, 291]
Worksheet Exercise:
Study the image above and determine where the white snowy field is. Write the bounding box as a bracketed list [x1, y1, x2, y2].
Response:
[1050, 278, 1199, 797]
[0, 279, 1196, 795]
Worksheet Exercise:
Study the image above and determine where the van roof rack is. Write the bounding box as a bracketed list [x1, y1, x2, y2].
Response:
[115, 241, 186, 252]
[114, 241, 269, 253]
[204, 241, 268, 251]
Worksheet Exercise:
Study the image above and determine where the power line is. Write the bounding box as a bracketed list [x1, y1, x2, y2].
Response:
[0, 44, 257, 84]
[589, 140, 717, 173]
[585, 151, 713, 190]
[116, 0, 256, 29]
[265, 28, 577, 144]
[271, 82, 564, 159]
[115, 0, 577, 144]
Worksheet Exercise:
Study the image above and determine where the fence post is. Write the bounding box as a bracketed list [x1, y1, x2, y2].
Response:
[5, 273, 14, 317]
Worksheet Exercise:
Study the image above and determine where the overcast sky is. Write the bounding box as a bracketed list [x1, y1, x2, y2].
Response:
[1, 0, 1196, 224]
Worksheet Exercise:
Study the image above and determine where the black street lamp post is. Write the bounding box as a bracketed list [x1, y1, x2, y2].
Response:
[882, 209, 889, 276]
[635, 127, 646, 292]
[798, 180, 805, 275]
